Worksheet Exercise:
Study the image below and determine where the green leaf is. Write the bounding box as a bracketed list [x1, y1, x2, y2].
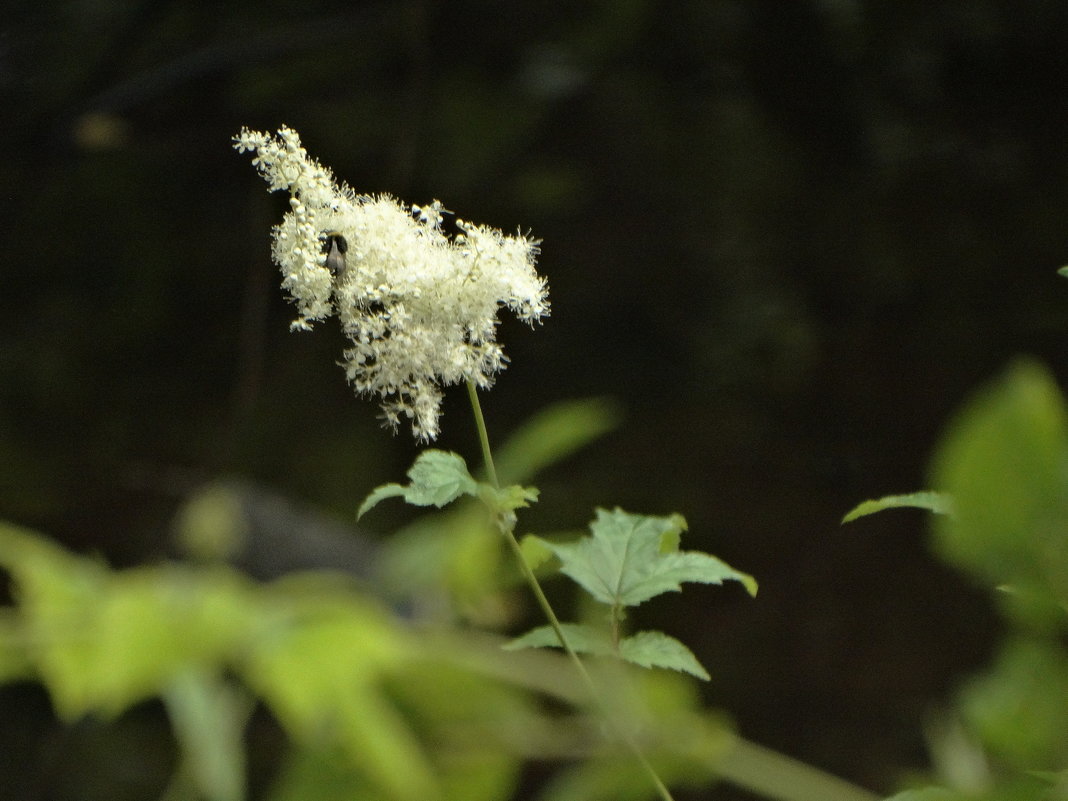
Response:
[478, 483, 539, 514]
[1058, 265, 1068, 278]
[958, 637, 1068, 771]
[518, 534, 556, 572]
[617, 631, 710, 680]
[0, 612, 32, 684]
[539, 508, 757, 609]
[492, 398, 623, 485]
[0, 523, 254, 719]
[163, 669, 249, 801]
[358, 450, 477, 518]
[243, 591, 438, 801]
[503, 623, 613, 655]
[883, 790, 960, 801]
[269, 749, 378, 801]
[929, 360, 1068, 626]
[506, 623, 711, 681]
[383, 660, 534, 801]
[841, 491, 954, 523]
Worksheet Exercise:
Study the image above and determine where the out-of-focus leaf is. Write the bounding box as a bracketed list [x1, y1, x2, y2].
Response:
[173, 484, 247, 562]
[841, 492, 954, 523]
[0, 521, 254, 719]
[518, 534, 557, 572]
[929, 360, 1068, 627]
[163, 668, 250, 801]
[478, 483, 539, 514]
[0, 612, 32, 683]
[492, 397, 623, 485]
[883, 790, 960, 801]
[242, 592, 439, 801]
[374, 508, 508, 623]
[384, 660, 539, 801]
[268, 748, 378, 801]
[958, 638, 1068, 771]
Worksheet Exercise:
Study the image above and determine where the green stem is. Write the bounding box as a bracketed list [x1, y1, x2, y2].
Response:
[466, 380, 499, 489]
[465, 380, 676, 801]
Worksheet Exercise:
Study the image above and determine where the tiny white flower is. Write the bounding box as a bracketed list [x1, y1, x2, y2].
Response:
[234, 126, 549, 441]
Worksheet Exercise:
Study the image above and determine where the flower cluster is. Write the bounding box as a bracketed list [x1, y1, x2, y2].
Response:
[234, 126, 549, 441]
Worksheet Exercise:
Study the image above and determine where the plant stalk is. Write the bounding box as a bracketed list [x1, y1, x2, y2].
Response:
[465, 380, 676, 801]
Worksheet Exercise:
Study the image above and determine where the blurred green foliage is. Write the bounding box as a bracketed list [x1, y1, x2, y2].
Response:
[861, 362, 1068, 800]
[931, 361, 1068, 631]
[0, 515, 747, 801]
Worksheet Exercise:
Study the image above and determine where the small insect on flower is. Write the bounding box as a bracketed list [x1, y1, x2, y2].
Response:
[319, 232, 348, 279]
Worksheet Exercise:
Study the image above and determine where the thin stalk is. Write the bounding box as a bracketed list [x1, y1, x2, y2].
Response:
[465, 380, 676, 801]
[466, 380, 499, 489]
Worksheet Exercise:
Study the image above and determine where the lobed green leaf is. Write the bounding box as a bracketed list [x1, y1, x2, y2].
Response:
[540, 508, 756, 608]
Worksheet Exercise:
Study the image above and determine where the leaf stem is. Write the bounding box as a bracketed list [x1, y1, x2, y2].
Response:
[465, 381, 676, 801]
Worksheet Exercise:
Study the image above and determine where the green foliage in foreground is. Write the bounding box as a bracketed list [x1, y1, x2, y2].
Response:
[0, 518, 735, 801]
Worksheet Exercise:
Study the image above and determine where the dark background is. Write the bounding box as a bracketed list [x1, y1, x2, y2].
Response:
[3, 0, 1068, 797]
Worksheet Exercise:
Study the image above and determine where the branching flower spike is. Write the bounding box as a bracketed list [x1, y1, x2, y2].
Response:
[234, 126, 550, 441]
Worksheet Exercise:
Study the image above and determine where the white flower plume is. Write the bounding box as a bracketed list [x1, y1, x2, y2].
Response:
[234, 126, 549, 441]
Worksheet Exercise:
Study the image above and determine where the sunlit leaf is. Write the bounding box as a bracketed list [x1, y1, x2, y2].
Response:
[0, 522, 254, 719]
[841, 491, 954, 523]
